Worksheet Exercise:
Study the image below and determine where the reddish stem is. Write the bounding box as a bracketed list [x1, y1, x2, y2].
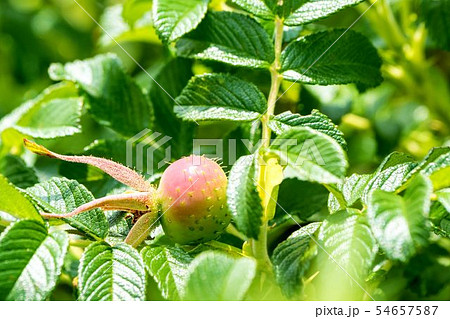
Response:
[24, 139, 151, 192]
[39, 191, 156, 218]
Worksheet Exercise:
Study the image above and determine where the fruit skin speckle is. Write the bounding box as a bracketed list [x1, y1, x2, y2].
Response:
[158, 155, 230, 244]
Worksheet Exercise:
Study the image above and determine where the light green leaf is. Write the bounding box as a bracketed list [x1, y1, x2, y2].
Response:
[153, 0, 209, 43]
[436, 189, 450, 212]
[328, 173, 371, 213]
[231, 0, 274, 20]
[0, 83, 82, 146]
[406, 147, 450, 190]
[123, 0, 152, 26]
[362, 162, 417, 203]
[318, 209, 377, 280]
[99, 4, 159, 47]
[367, 175, 432, 262]
[26, 177, 109, 239]
[0, 155, 38, 188]
[281, 30, 382, 87]
[227, 154, 263, 239]
[184, 251, 256, 300]
[141, 244, 193, 300]
[269, 127, 347, 184]
[78, 242, 146, 301]
[175, 74, 267, 122]
[49, 53, 153, 137]
[0, 220, 68, 300]
[284, 0, 366, 26]
[269, 110, 346, 148]
[376, 151, 416, 173]
[272, 222, 320, 298]
[0, 174, 41, 221]
[176, 11, 274, 68]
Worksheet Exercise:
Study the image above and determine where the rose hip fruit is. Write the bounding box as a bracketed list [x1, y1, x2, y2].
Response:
[158, 155, 230, 244]
[24, 139, 231, 246]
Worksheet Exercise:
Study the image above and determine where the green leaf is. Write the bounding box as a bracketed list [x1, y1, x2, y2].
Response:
[367, 175, 432, 262]
[153, 0, 209, 43]
[148, 58, 195, 158]
[269, 127, 348, 184]
[406, 147, 450, 190]
[420, 0, 450, 50]
[0, 174, 41, 221]
[262, 0, 306, 18]
[231, 0, 274, 20]
[49, 53, 153, 137]
[376, 151, 416, 173]
[284, 0, 366, 26]
[184, 251, 256, 300]
[328, 173, 371, 213]
[0, 220, 68, 300]
[436, 189, 450, 212]
[99, 4, 159, 47]
[227, 154, 263, 239]
[318, 209, 377, 280]
[272, 222, 320, 298]
[281, 30, 382, 88]
[141, 244, 193, 300]
[176, 11, 274, 68]
[0, 155, 38, 188]
[26, 177, 109, 239]
[78, 242, 146, 301]
[275, 179, 329, 220]
[175, 74, 267, 122]
[362, 162, 417, 203]
[123, 0, 152, 26]
[0, 83, 82, 147]
[269, 110, 346, 148]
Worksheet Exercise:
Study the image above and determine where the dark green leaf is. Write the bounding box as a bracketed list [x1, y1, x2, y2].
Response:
[49, 53, 153, 137]
[281, 30, 382, 87]
[141, 244, 193, 300]
[275, 179, 329, 220]
[153, 0, 209, 43]
[269, 127, 348, 184]
[328, 173, 371, 212]
[26, 177, 109, 239]
[0, 155, 38, 188]
[420, 0, 450, 50]
[367, 175, 432, 262]
[227, 154, 263, 239]
[184, 251, 256, 300]
[148, 58, 195, 158]
[272, 222, 320, 298]
[175, 74, 267, 122]
[0, 220, 68, 300]
[176, 11, 274, 68]
[269, 110, 346, 148]
[78, 242, 146, 301]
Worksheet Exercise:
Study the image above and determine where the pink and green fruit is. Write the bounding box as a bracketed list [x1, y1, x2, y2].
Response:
[23, 139, 230, 245]
[158, 155, 230, 244]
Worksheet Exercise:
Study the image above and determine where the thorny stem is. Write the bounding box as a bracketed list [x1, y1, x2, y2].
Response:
[251, 16, 284, 272]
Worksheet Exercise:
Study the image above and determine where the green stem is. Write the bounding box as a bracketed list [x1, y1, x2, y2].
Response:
[251, 16, 284, 272]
